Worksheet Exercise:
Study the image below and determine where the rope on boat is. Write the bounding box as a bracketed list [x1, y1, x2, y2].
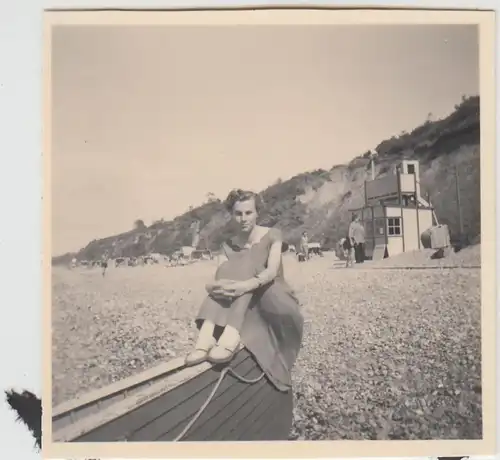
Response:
[173, 366, 265, 442]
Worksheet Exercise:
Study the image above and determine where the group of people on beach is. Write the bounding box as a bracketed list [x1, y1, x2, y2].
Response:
[298, 217, 366, 269]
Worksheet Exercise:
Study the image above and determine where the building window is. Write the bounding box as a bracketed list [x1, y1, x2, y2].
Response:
[387, 217, 401, 236]
[407, 164, 415, 174]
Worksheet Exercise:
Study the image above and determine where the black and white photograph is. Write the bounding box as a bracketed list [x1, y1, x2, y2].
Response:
[45, 8, 496, 458]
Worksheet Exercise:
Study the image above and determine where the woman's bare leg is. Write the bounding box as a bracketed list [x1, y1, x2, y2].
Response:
[209, 293, 253, 363]
[204, 260, 257, 363]
[195, 320, 215, 348]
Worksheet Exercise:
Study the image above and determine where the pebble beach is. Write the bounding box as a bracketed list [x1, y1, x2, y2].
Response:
[52, 245, 482, 440]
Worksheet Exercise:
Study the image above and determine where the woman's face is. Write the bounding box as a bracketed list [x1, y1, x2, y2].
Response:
[232, 198, 258, 233]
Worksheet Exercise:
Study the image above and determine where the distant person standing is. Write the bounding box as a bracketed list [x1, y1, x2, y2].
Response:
[342, 235, 355, 268]
[101, 252, 110, 277]
[349, 214, 366, 263]
[299, 231, 309, 261]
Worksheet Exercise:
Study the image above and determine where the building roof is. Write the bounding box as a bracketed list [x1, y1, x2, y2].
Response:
[348, 204, 434, 213]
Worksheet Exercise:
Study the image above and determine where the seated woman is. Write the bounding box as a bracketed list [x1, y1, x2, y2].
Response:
[185, 189, 304, 392]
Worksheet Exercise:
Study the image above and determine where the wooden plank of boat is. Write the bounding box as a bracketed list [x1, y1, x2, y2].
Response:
[52, 353, 202, 419]
[52, 346, 293, 442]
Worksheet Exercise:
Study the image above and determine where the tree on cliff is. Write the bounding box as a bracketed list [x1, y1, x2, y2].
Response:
[134, 219, 146, 231]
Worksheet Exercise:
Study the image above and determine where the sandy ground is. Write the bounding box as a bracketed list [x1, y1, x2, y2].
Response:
[52, 246, 482, 440]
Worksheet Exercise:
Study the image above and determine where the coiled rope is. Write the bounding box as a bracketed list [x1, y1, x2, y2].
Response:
[173, 366, 265, 442]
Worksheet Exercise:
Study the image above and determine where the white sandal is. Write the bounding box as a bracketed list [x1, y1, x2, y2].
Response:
[185, 336, 216, 366]
[208, 343, 239, 364]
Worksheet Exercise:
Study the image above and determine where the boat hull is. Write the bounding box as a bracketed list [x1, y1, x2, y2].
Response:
[52, 347, 293, 442]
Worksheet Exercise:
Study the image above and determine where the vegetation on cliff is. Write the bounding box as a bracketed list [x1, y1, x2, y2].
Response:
[53, 95, 480, 264]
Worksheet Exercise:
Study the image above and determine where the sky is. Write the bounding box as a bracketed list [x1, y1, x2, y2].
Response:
[51, 24, 479, 255]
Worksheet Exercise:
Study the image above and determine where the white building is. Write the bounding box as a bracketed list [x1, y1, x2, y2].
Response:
[350, 160, 436, 260]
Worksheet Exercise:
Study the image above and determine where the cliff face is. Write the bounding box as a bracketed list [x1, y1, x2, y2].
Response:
[54, 96, 480, 264]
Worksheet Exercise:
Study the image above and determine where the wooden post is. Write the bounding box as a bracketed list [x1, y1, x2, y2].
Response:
[383, 206, 388, 246]
[371, 206, 375, 257]
[396, 168, 405, 251]
[396, 167, 403, 206]
[455, 166, 464, 244]
[413, 170, 421, 249]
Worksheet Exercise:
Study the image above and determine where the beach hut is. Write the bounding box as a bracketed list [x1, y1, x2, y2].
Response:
[350, 160, 435, 260]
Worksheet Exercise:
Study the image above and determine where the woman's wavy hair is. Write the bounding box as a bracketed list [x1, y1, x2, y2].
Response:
[224, 189, 264, 214]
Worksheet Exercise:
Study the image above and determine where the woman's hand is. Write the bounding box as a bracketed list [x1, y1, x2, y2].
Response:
[209, 279, 256, 299]
[221, 280, 256, 298]
[205, 281, 218, 295]
[206, 279, 235, 292]
[207, 279, 237, 299]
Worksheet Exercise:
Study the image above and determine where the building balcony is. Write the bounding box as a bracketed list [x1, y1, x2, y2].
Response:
[365, 173, 420, 204]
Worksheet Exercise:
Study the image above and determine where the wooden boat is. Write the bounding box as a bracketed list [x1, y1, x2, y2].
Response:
[52, 346, 294, 442]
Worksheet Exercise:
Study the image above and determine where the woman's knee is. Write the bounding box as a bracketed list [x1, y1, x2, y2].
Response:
[214, 265, 257, 281]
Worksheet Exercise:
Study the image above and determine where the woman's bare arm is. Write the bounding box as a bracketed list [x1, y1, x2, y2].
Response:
[240, 238, 283, 293]
[255, 240, 282, 284]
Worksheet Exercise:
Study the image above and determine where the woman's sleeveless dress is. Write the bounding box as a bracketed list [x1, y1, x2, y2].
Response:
[195, 228, 304, 392]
